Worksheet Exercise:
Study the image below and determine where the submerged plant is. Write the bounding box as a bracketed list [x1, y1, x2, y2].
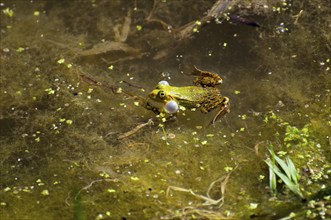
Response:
[265, 146, 304, 199]
[165, 173, 232, 219]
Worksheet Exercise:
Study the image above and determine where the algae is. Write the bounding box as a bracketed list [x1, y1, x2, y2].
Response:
[0, 0, 330, 219]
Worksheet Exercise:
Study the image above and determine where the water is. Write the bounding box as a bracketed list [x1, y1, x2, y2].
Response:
[1, 1, 330, 219]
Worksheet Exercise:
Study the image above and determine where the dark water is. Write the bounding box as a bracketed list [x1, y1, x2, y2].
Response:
[1, 1, 330, 219]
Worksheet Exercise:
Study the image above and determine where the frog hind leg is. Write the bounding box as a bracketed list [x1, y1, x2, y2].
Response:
[193, 66, 223, 87]
[211, 97, 230, 124]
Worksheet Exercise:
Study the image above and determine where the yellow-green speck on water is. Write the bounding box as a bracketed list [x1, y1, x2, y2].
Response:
[0, 1, 330, 219]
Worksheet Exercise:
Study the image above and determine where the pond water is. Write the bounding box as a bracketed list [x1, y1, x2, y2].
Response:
[0, 1, 330, 219]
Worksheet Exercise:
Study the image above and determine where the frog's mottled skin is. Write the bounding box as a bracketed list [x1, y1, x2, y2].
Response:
[146, 66, 230, 123]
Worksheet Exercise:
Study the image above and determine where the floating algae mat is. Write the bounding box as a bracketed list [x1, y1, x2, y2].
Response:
[1, 1, 330, 219]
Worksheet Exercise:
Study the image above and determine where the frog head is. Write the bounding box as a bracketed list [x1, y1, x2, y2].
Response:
[147, 81, 179, 114]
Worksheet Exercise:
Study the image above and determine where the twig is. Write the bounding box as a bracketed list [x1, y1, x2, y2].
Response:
[74, 178, 119, 200]
[173, 0, 236, 40]
[166, 171, 233, 206]
[292, 10, 303, 25]
[165, 172, 234, 219]
[146, 0, 237, 41]
[117, 118, 154, 140]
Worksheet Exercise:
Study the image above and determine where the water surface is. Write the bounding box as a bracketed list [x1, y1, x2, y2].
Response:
[1, 1, 330, 219]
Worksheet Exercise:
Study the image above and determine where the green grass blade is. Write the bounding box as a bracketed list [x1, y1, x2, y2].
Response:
[270, 167, 277, 193]
[275, 171, 303, 198]
[266, 160, 303, 198]
[266, 146, 303, 198]
[273, 154, 291, 179]
[286, 156, 298, 184]
[268, 148, 275, 158]
[265, 158, 277, 194]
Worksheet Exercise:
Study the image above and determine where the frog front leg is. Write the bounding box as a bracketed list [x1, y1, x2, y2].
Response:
[200, 96, 230, 124]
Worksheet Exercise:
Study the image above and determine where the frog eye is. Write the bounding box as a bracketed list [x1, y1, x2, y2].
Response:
[158, 91, 165, 98]
[158, 80, 169, 86]
[164, 100, 178, 114]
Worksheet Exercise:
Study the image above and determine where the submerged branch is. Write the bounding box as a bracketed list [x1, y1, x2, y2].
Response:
[79, 41, 139, 56]
[117, 119, 154, 140]
[146, 0, 238, 41]
[165, 171, 234, 219]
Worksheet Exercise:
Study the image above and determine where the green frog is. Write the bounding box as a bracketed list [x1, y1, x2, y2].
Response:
[145, 66, 230, 124]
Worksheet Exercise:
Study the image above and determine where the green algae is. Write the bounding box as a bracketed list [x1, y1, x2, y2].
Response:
[1, 0, 330, 220]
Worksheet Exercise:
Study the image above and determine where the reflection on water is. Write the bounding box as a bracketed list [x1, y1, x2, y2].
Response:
[1, 1, 330, 219]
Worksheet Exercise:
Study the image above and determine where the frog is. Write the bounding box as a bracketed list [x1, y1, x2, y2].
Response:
[145, 66, 230, 124]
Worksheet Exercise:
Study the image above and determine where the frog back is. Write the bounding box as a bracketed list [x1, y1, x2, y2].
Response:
[166, 86, 212, 106]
